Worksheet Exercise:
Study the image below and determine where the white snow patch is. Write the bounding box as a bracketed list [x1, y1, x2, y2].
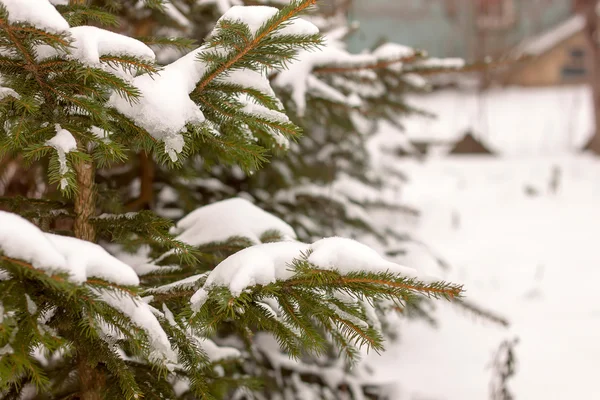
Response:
[273, 34, 381, 116]
[372, 43, 415, 72]
[308, 237, 419, 278]
[0, 0, 69, 33]
[191, 241, 309, 308]
[108, 46, 207, 161]
[45, 234, 140, 286]
[0, 211, 140, 286]
[0, 87, 20, 100]
[67, 26, 155, 67]
[220, 6, 318, 37]
[0, 211, 67, 273]
[393, 86, 594, 156]
[46, 124, 76, 189]
[197, 338, 241, 361]
[173, 197, 297, 246]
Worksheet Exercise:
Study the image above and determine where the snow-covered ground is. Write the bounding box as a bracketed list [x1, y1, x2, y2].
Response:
[367, 154, 600, 399]
[399, 85, 594, 155]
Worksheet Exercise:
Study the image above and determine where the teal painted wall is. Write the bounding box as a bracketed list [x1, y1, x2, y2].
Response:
[347, 0, 574, 60]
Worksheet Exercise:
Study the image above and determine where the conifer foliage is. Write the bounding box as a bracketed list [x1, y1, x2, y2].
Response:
[0, 1, 462, 399]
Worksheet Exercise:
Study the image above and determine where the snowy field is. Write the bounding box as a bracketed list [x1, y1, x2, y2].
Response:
[367, 154, 600, 399]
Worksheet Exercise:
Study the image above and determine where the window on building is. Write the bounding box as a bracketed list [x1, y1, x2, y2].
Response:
[562, 47, 587, 79]
[476, 0, 516, 29]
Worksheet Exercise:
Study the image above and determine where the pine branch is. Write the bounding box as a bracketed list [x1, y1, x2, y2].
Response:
[194, 0, 318, 94]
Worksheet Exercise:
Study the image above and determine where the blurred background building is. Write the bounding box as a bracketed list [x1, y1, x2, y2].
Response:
[347, 0, 592, 87]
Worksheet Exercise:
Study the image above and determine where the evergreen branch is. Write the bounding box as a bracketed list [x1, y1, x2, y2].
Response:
[283, 271, 462, 299]
[194, 0, 317, 94]
[0, 18, 54, 104]
[99, 54, 159, 76]
[313, 53, 423, 74]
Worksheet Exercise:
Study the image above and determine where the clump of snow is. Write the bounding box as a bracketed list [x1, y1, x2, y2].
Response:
[0, 211, 139, 286]
[191, 237, 423, 310]
[415, 58, 465, 69]
[372, 43, 416, 72]
[190, 241, 309, 308]
[197, 337, 241, 361]
[308, 237, 418, 278]
[46, 124, 76, 189]
[220, 6, 319, 37]
[97, 289, 176, 363]
[25, 294, 38, 315]
[172, 197, 297, 246]
[90, 126, 111, 143]
[0, 0, 69, 33]
[108, 47, 207, 162]
[45, 234, 139, 286]
[67, 26, 155, 67]
[0, 87, 20, 100]
[0, 211, 66, 272]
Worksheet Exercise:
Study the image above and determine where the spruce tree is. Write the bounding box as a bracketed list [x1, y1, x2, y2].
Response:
[0, 1, 462, 399]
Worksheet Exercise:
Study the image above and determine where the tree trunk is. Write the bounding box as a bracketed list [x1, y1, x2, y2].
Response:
[77, 353, 104, 400]
[582, 0, 600, 154]
[73, 157, 100, 398]
[73, 159, 96, 242]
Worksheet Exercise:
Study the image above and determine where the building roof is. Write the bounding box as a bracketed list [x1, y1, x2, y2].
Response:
[449, 132, 494, 155]
[513, 14, 585, 57]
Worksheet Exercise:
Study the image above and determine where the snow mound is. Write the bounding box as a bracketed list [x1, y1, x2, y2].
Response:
[45, 234, 139, 286]
[173, 197, 297, 246]
[67, 26, 155, 66]
[190, 237, 420, 310]
[36, 26, 156, 80]
[0, 0, 69, 33]
[0, 211, 66, 272]
[0, 211, 139, 286]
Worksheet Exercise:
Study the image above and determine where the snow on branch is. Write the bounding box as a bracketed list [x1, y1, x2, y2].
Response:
[190, 236, 453, 310]
[0, 211, 139, 285]
[0, 0, 69, 33]
[172, 197, 297, 246]
[110, 1, 320, 161]
[0, 211, 179, 364]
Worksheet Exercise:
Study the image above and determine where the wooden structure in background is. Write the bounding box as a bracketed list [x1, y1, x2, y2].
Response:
[449, 132, 494, 155]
